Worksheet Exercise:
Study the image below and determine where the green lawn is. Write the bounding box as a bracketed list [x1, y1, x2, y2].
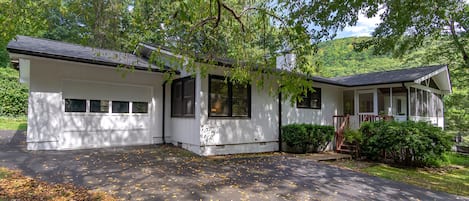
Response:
[0, 116, 27, 130]
[326, 153, 469, 196]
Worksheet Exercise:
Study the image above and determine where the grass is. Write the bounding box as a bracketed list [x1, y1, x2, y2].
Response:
[0, 116, 27, 130]
[325, 153, 469, 196]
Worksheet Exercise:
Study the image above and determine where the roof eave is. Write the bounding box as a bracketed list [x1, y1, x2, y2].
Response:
[7, 47, 180, 75]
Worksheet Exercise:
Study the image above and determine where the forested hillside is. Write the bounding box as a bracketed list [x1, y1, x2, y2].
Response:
[315, 37, 406, 78]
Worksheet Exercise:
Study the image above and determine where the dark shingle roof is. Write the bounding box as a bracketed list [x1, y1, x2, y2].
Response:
[329, 65, 447, 86]
[7, 35, 175, 73]
[8, 36, 447, 87]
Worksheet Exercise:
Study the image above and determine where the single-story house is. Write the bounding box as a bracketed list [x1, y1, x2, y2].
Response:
[7, 36, 452, 156]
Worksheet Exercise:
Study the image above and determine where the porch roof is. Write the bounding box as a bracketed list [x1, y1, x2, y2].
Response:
[330, 65, 448, 87]
[7, 35, 177, 74]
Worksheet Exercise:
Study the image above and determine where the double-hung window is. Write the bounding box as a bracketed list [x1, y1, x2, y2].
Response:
[209, 75, 251, 117]
[297, 87, 321, 109]
[171, 77, 195, 117]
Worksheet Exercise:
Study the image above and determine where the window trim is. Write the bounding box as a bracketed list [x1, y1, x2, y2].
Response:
[296, 87, 322, 110]
[171, 76, 196, 118]
[208, 74, 251, 118]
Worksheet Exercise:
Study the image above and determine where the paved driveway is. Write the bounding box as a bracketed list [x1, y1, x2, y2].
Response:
[0, 130, 467, 201]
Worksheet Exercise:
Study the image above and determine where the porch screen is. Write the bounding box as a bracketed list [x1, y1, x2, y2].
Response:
[359, 93, 373, 113]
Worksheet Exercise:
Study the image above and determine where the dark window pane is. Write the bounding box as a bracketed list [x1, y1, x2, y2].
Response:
[112, 101, 129, 113]
[310, 88, 321, 109]
[90, 100, 109, 113]
[232, 84, 249, 116]
[171, 77, 195, 117]
[297, 87, 321, 109]
[183, 79, 195, 115]
[132, 102, 148, 113]
[171, 81, 183, 116]
[210, 78, 229, 116]
[65, 99, 86, 112]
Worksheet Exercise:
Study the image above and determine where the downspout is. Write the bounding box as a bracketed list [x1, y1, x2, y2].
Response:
[402, 82, 410, 121]
[278, 91, 282, 152]
[162, 81, 167, 144]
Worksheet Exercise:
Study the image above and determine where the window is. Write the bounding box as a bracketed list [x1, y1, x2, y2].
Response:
[209, 75, 251, 117]
[171, 77, 195, 117]
[112, 101, 129, 113]
[90, 100, 109, 113]
[297, 87, 321, 109]
[65, 99, 86, 112]
[132, 102, 148, 113]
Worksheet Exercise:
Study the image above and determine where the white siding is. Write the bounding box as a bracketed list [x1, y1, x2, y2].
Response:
[282, 83, 343, 126]
[25, 57, 166, 150]
[199, 69, 280, 155]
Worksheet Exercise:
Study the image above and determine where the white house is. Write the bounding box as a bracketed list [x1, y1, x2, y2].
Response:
[7, 36, 452, 156]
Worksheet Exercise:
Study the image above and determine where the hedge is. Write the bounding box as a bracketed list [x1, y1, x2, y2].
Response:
[0, 67, 28, 117]
[281, 124, 334, 153]
[360, 121, 453, 167]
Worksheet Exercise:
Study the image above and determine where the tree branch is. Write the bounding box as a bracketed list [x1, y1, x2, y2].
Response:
[221, 2, 245, 32]
[448, 19, 469, 65]
[213, 0, 221, 29]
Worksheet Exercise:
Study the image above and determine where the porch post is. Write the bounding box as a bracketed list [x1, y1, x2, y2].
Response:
[373, 88, 378, 115]
[389, 87, 393, 116]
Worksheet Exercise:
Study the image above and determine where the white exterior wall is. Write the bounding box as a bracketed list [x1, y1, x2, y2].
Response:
[198, 69, 280, 156]
[282, 83, 343, 126]
[167, 70, 202, 154]
[25, 57, 166, 150]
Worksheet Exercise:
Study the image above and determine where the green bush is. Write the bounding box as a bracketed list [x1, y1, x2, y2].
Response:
[282, 124, 334, 153]
[0, 67, 28, 117]
[344, 128, 362, 144]
[359, 121, 453, 167]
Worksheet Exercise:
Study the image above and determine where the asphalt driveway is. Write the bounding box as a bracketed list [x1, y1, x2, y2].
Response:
[0, 130, 467, 201]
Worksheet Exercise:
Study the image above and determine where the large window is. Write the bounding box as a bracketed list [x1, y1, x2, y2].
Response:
[171, 77, 195, 117]
[90, 100, 109, 113]
[65, 99, 86, 112]
[112, 101, 129, 113]
[297, 87, 321, 109]
[209, 75, 251, 117]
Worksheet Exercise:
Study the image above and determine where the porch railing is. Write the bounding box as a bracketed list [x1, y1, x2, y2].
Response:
[358, 114, 394, 127]
[333, 115, 350, 151]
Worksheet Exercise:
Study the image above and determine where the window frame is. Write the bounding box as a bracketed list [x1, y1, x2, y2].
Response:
[208, 75, 251, 118]
[296, 87, 322, 110]
[171, 76, 196, 118]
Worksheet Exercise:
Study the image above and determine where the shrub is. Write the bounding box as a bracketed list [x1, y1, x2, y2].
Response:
[344, 128, 362, 144]
[359, 121, 453, 167]
[282, 124, 334, 153]
[0, 67, 28, 117]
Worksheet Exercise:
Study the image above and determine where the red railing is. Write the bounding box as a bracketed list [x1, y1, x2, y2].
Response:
[333, 115, 350, 151]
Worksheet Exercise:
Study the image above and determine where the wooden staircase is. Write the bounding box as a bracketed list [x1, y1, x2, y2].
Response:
[333, 115, 359, 157]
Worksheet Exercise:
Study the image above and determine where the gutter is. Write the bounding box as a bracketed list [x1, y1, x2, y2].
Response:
[7, 48, 180, 74]
[278, 91, 282, 152]
[162, 81, 167, 144]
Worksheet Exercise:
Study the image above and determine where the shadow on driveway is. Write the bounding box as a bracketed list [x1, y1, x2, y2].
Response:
[0, 130, 467, 201]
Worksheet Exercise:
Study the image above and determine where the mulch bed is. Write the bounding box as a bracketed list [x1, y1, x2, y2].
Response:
[0, 167, 116, 201]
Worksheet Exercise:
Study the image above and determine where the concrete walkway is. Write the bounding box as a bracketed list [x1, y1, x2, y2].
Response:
[0, 130, 467, 201]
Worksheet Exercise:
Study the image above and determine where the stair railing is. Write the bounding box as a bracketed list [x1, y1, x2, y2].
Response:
[333, 114, 350, 151]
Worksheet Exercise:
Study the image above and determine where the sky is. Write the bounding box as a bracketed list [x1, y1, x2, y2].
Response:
[335, 12, 382, 38]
